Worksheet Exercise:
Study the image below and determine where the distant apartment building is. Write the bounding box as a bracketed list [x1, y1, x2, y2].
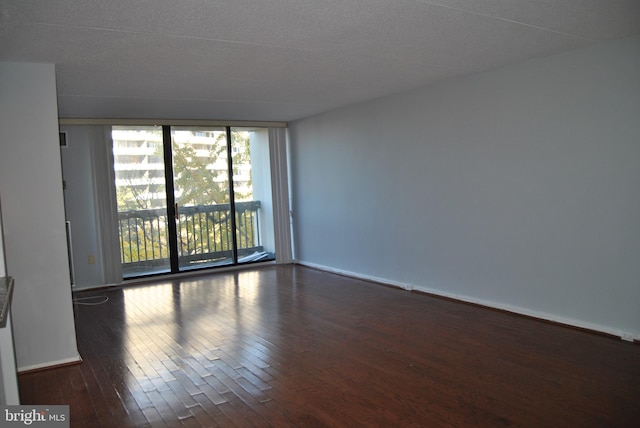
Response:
[112, 126, 252, 211]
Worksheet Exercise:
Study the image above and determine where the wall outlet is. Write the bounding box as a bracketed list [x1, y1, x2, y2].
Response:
[88, 255, 95, 265]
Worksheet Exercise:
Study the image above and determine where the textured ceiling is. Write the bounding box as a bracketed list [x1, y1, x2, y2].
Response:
[1, 0, 639, 122]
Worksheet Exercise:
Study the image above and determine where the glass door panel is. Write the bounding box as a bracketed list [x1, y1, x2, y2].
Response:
[171, 127, 233, 270]
[112, 126, 171, 277]
[231, 128, 276, 263]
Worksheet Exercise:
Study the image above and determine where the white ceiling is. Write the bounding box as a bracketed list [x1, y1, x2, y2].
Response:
[1, 0, 639, 122]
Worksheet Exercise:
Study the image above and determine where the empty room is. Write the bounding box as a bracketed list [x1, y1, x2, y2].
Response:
[1, 1, 639, 426]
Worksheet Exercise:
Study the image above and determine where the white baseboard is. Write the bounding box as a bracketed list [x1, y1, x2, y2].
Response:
[295, 260, 640, 343]
[18, 354, 82, 373]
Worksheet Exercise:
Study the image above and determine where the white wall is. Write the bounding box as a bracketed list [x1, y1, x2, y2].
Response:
[289, 35, 640, 340]
[60, 125, 105, 288]
[0, 62, 81, 370]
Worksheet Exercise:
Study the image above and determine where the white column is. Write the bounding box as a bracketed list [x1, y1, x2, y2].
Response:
[0, 62, 81, 371]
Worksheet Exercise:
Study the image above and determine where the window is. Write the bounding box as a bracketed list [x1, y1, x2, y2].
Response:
[112, 126, 277, 277]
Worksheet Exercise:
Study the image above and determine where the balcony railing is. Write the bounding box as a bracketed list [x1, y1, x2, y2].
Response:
[117, 201, 264, 274]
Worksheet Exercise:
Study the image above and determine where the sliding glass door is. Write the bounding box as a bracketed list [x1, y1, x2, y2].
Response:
[113, 126, 171, 276]
[230, 128, 275, 264]
[170, 127, 233, 270]
[112, 125, 275, 278]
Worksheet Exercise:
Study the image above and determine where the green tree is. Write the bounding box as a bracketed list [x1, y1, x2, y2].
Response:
[170, 130, 255, 258]
[172, 130, 253, 205]
[172, 133, 229, 206]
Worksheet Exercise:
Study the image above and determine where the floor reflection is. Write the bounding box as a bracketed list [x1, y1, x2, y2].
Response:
[119, 271, 276, 422]
[21, 265, 640, 426]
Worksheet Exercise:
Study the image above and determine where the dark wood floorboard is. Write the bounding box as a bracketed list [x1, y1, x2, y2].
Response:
[18, 265, 640, 427]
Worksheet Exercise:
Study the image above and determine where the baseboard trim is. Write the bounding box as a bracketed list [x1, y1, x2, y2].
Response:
[18, 355, 83, 374]
[294, 260, 640, 344]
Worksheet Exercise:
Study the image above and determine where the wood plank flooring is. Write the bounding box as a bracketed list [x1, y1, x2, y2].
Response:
[19, 265, 640, 427]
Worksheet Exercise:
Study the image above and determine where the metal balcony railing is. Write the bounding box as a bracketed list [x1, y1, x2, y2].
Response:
[117, 201, 262, 273]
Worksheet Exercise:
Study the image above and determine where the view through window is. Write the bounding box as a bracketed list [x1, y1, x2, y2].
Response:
[112, 126, 275, 278]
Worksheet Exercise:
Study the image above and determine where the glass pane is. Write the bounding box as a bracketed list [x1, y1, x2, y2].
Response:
[171, 127, 233, 270]
[231, 128, 276, 264]
[112, 126, 171, 277]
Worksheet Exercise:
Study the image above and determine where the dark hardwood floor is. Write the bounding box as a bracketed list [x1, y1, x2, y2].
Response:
[19, 265, 640, 427]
